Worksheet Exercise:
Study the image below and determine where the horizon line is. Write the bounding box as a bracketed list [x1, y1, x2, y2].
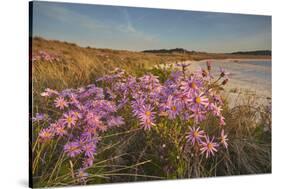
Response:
[32, 36, 272, 54]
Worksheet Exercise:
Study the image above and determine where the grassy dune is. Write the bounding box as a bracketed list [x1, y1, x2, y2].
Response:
[32, 37, 270, 100]
[32, 37, 188, 90]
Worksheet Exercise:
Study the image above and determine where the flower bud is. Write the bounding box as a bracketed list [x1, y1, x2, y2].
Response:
[221, 78, 229, 85]
[202, 69, 208, 77]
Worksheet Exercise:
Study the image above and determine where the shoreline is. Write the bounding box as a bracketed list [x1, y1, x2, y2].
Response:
[180, 58, 271, 64]
[171, 59, 272, 106]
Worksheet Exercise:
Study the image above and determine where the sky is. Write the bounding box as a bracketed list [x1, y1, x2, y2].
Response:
[32, 1, 272, 53]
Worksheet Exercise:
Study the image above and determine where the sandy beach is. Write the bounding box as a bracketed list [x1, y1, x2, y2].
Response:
[167, 59, 272, 106]
[194, 59, 271, 106]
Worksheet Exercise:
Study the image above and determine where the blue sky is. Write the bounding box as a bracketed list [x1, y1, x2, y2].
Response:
[32, 1, 271, 53]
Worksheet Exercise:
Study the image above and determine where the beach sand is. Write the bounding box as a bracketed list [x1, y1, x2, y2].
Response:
[172, 59, 272, 107]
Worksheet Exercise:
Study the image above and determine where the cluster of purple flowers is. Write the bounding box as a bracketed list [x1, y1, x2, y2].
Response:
[97, 63, 229, 157]
[98, 63, 227, 130]
[34, 61, 230, 181]
[32, 50, 61, 63]
[186, 126, 228, 158]
[36, 83, 125, 179]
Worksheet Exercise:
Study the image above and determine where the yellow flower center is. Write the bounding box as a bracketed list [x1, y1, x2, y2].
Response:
[207, 143, 213, 149]
[67, 117, 73, 123]
[69, 146, 79, 152]
[172, 106, 177, 111]
[195, 97, 201, 104]
[145, 111, 151, 116]
[57, 127, 64, 133]
[190, 82, 197, 89]
[59, 101, 65, 106]
[78, 171, 85, 177]
[43, 132, 51, 138]
[193, 131, 199, 137]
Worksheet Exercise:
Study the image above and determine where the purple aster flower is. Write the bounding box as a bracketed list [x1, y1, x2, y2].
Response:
[54, 96, 68, 110]
[181, 76, 203, 95]
[62, 112, 77, 128]
[190, 107, 207, 123]
[139, 74, 161, 91]
[60, 88, 75, 97]
[75, 103, 86, 111]
[176, 92, 191, 105]
[219, 116, 226, 126]
[107, 116, 124, 127]
[189, 92, 209, 109]
[113, 82, 129, 97]
[69, 93, 79, 105]
[164, 95, 182, 119]
[38, 128, 54, 142]
[32, 113, 48, 122]
[54, 125, 67, 137]
[77, 87, 86, 93]
[200, 136, 219, 158]
[186, 126, 205, 145]
[85, 112, 102, 130]
[91, 87, 104, 100]
[126, 76, 137, 89]
[64, 141, 82, 157]
[37, 50, 60, 62]
[40, 88, 59, 97]
[220, 129, 228, 149]
[137, 104, 156, 130]
[76, 168, 89, 183]
[139, 74, 160, 84]
[169, 71, 183, 83]
[79, 86, 104, 100]
[70, 110, 82, 119]
[97, 123, 108, 132]
[49, 120, 67, 137]
[116, 97, 128, 110]
[92, 100, 117, 116]
[209, 103, 223, 117]
[82, 142, 96, 158]
[86, 113, 107, 132]
[131, 97, 146, 116]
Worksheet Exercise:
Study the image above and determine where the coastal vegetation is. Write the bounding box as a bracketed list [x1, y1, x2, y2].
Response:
[31, 37, 271, 187]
